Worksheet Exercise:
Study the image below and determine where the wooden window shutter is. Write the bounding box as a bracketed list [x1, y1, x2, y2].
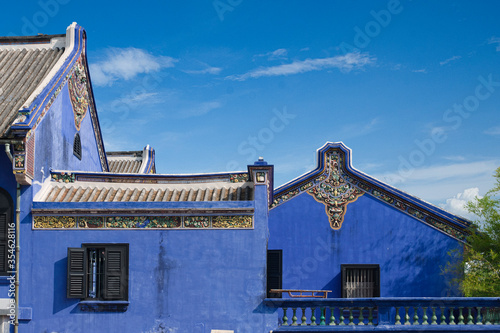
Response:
[267, 250, 282, 298]
[103, 245, 128, 300]
[67, 248, 87, 298]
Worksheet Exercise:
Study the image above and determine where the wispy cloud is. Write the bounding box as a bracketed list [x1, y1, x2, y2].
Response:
[374, 160, 498, 186]
[372, 160, 499, 202]
[339, 118, 381, 139]
[254, 48, 288, 60]
[227, 52, 374, 81]
[439, 187, 482, 220]
[90, 47, 176, 86]
[412, 69, 427, 73]
[484, 126, 500, 136]
[488, 37, 500, 51]
[183, 66, 222, 75]
[443, 155, 466, 162]
[439, 55, 462, 66]
[178, 101, 222, 118]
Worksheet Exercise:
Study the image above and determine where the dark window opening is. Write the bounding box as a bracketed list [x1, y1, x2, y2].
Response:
[73, 133, 82, 160]
[341, 264, 380, 298]
[0, 188, 13, 276]
[67, 244, 128, 301]
[267, 249, 282, 298]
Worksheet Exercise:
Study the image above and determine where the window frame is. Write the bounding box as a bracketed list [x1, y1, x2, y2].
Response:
[67, 243, 129, 301]
[267, 249, 282, 298]
[341, 264, 380, 298]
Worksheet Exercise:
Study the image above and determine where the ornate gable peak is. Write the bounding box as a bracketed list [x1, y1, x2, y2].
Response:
[271, 142, 471, 241]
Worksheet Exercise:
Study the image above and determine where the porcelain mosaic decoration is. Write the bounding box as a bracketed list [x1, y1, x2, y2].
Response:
[272, 151, 364, 229]
[68, 55, 89, 130]
[271, 147, 468, 240]
[33, 215, 253, 229]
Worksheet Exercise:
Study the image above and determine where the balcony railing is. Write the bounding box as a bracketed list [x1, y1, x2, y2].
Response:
[264, 297, 500, 331]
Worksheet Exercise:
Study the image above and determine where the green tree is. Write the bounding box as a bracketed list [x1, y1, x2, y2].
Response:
[459, 167, 500, 296]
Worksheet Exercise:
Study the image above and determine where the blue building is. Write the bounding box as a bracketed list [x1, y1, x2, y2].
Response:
[0, 23, 496, 333]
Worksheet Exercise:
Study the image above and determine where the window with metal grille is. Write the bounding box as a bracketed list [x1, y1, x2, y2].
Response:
[73, 133, 82, 160]
[0, 188, 12, 276]
[267, 249, 282, 298]
[341, 264, 380, 298]
[67, 244, 128, 300]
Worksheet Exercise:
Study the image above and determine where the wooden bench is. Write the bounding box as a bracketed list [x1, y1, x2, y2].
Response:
[269, 289, 331, 298]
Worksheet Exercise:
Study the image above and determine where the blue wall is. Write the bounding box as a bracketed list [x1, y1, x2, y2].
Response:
[268, 192, 463, 298]
[33, 83, 103, 195]
[0, 145, 17, 299]
[18, 184, 277, 332]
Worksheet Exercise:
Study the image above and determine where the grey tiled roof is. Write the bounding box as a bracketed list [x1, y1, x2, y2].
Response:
[40, 181, 254, 203]
[107, 151, 143, 173]
[0, 46, 65, 137]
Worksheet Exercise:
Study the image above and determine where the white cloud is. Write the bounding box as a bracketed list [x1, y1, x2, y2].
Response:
[488, 37, 500, 51]
[116, 92, 161, 106]
[374, 160, 498, 186]
[372, 160, 498, 203]
[339, 118, 380, 139]
[178, 101, 222, 118]
[255, 48, 288, 60]
[90, 47, 176, 86]
[484, 126, 500, 136]
[412, 69, 427, 73]
[184, 66, 222, 75]
[267, 48, 288, 60]
[227, 52, 374, 81]
[440, 187, 482, 220]
[439, 55, 462, 66]
[443, 155, 466, 162]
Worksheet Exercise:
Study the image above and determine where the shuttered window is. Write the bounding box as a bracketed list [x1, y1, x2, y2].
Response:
[67, 244, 128, 301]
[267, 250, 282, 298]
[341, 264, 380, 298]
[0, 189, 12, 276]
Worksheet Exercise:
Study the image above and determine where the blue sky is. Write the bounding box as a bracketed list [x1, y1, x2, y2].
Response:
[2, 1, 500, 218]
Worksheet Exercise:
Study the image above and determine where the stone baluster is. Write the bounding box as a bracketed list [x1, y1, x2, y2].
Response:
[484, 308, 491, 325]
[466, 307, 474, 325]
[440, 307, 447, 325]
[413, 307, 419, 325]
[358, 307, 365, 325]
[339, 308, 346, 325]
[458, 307, 464, 325]
[368, 307, 374, 325]
[404, 307, 411, 325]
[476, 307, 483, 325]
[291, 308, 298, 326]
[310, 307, 317, 326]
[430, 307, 437, 325]
[300, 307, 307, 326]
[449, 307, 456, 325]
[395, 307, 401, 325]
[422, 307, 428, 325]
[329, 307, 336, 325]
[282, 307, 288, 326]
[348, 308, 354, 325]
[319, 307, 326, 325]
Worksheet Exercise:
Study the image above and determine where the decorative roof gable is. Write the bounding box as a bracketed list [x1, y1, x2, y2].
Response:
[0, 23, 109, 184]
[271, 142, 471, 241]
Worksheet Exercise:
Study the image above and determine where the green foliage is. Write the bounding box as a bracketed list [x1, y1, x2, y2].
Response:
[457, 167, 500, 297]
